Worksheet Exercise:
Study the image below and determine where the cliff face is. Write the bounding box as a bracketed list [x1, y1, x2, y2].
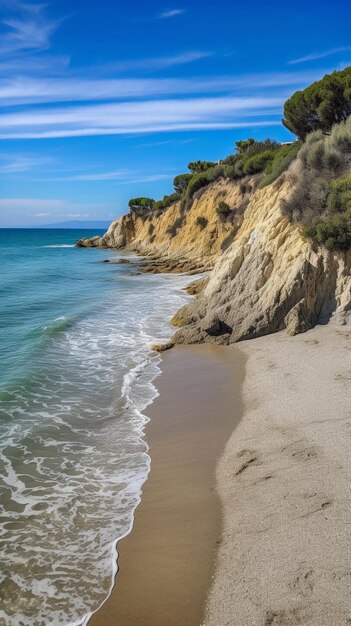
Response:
[172, 180, 351, 343]
[77, 178, 252, 271]
[78, 176, 351, 343]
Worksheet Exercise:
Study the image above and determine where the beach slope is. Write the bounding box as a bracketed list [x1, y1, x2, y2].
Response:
[206, 325, 351, 626]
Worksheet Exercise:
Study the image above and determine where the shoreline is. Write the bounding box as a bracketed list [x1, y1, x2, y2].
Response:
[88, 343, 245, 626]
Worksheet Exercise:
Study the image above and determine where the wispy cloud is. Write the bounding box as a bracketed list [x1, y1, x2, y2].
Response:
[289, 46, 351, 65]
[101, 51, 212, 73]
[136, 138, 193, 148]
[0, 70, 326, 106]
[158, 9, 185, 19]
[0, 96, 283, 139]
[113, 173, 175, 185]
[43, 169, 128, 181]
[0, 154, 52, 173]
[0, 54, 70, 75]
[37, 169, 176, 183]
[0, 1, 63, 56]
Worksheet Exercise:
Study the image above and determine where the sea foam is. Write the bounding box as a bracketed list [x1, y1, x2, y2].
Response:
[0, 231, 194, 625]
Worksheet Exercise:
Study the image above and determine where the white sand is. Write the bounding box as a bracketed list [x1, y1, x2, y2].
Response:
[206, 325, 351, 626]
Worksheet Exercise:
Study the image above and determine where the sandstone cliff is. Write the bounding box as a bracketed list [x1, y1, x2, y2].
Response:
[172, 180, 351, 343]
[77, 176, 351, 343]
[77, 178, 252, 272]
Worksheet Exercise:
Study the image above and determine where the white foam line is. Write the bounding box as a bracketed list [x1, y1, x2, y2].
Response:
[76, 354, 162, 626]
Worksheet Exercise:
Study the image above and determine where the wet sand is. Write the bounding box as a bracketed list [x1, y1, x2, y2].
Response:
[89, 344, 245, 626]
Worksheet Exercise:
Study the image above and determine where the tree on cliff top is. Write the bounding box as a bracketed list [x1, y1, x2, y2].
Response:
[187, 160, 216, 174]
[128, 197, 155, 215]
[282, 66, 351, 139]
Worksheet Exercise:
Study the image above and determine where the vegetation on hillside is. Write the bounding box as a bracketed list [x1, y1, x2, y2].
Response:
[126, 67, 351, 250]
[128, 138, 300, 220]
[281, 117, 351, 250]
[282, 67, 351, 139]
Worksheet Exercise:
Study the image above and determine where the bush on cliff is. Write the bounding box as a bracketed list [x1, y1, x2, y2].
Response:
[127, 138, 293, 218]
[242, 149, 278, 175]
[196, 216, 208, 229]
[221, 138, 281, 178]
[302, 174, 351, 250]
[216, 201, 231, 218]
[153, 192, 180, 212]
[128, 197, 155, 215]
[259, 141, 302, 188]
[183, 165, 223, 204]
[282, 67, 351, 139]
[282, 117, 351, 250]
[173, 174, 193, 194]
[187, 160, 216, 174]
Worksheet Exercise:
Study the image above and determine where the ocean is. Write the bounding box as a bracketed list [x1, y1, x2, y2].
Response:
[0, 229, 192, 626]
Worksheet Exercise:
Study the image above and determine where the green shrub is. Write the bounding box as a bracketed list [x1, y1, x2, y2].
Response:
[196, 216, 208, 229]
[221, 138, 281, 180]
[303, 212, 351, 251]
[222, 164, 238, 180]
[283, 124, 351, 251]
[242, 149, 277, 175]
[184, 172, 211, 203]
[305, 174, 351, 251]
[216, 201, 231, 217]
[235, 138, 279, 156]
[187, 160, 216, 174]
[153, 192, 179, 211]
[282, 66, 351, 139]
[299, 118, 351, 177]
[259, 141, 302, 188]
[128, 197, 154, 215]
[177, 165, 227, 207]
[173, 173, 193, 194]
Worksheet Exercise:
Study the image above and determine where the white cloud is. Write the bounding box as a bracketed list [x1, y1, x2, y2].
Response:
[43, 169, 129, 181]
[37, 168, 179, 183]
[0, 1, 63, 56]
[113, 173, 175, 185]
[0, 154, 52, 173]
[0, 54, 70, 76]
[0, 70, 327, 106]
[70, 171, 125, 181]
[158, 9, 185, 19]
[0, 95, 283, 139]
[102, 51, 211, 73]
[289, 46, 351, 65]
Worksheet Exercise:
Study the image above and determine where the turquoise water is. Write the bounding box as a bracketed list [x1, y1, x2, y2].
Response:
[0, 229, 191, 626]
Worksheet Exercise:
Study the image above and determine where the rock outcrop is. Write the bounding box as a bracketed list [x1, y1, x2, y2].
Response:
[172, 181, 351, 344]
[77, 178, 251, 272]
[77, 176, 351, 343]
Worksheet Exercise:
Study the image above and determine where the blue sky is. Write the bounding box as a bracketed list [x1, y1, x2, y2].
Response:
[0, 0, 350, 226]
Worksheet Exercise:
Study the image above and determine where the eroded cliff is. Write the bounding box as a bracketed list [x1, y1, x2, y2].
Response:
[77, 176, 351, 343]
[77, 178, 252, 272]
[172, 180, 351, 343]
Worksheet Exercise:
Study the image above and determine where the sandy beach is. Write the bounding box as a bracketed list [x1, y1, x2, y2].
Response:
[88, 324, 351, 626]
[205, 325, 351, 625]
[89, 344, 245, 626]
